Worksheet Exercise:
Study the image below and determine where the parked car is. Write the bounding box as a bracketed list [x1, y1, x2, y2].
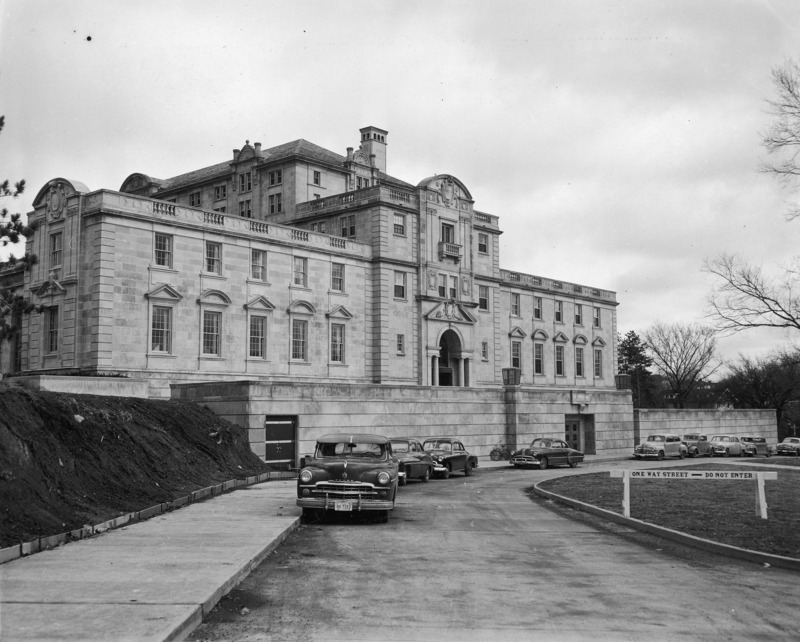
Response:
[776, 437, 800, 456]
[422, 438, 478, 479]
[296, 433, 399, 523]
[740, 436, 772, 457]
[708, 435, 746, 457]
[682, 433, 714, 458]
[510, 438, 584, 469]
[634, 434, 687, 460]
[390, 437, 434, 485]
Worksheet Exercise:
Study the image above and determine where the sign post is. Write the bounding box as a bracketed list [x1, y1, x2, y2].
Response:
[609, 470, 778, 519]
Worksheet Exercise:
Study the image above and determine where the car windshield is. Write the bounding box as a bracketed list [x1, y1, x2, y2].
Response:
[784, 438, 800, 444]
[531, 439, 552, 448]
[316, 442, 386, 458]
[424, 441, 452, 451]
[648, 435, 665, 442]
[390, 441, 410, 453]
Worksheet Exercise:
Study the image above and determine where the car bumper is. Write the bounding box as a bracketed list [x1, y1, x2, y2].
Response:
[432, 463, 448, 473]
[297, 497, 394, 511]
[510, 456, 541, 467]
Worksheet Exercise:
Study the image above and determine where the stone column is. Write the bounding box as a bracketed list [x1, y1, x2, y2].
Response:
[432, 355, 439, 386]
[457, 357, 465, 388]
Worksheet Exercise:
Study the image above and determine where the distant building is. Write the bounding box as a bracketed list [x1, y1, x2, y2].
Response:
[2, 125, 633, 463]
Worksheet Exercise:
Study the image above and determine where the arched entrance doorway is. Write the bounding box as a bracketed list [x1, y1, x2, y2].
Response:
[437, 329, 468, 387]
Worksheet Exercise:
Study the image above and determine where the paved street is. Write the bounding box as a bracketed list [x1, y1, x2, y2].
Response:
[189, 464, 800, 641]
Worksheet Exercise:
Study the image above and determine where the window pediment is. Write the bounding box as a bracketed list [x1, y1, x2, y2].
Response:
[553, 331, 569, 343]
[197, 289, 231, 306]
[592, 337, 607, 347]
[326, 305, 353, 320]
[244, 296, 276, 312]
[288, 300, 316, 315]
[509, 326, 527, 339]
[574, 334, 588, 345]
[145, 283, 183, 302]
[531, 329, 549, 340]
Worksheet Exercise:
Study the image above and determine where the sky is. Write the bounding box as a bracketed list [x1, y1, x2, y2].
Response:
[2, 0, 800, 370]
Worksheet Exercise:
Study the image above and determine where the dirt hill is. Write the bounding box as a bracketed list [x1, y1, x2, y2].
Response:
[0, 382, 271, 548]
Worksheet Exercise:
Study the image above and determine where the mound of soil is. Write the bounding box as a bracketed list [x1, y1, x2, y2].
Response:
[0, 383, 271, 548]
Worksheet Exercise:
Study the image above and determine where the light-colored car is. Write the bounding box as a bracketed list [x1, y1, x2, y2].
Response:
[740, 436, 771, 457]
[776, 437, 800, 456]
[708, 435, 745, 457]
[634, 434, 687, 460]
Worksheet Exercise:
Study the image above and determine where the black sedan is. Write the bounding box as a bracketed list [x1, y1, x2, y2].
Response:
[390, 438, 434, 485]
[510, 438, 584, 470]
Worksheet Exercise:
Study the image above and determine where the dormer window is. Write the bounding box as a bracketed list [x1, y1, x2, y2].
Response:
[239, 172, 252, 193]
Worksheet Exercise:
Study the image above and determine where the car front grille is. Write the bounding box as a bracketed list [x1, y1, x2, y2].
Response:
[312, 482, 379, 500]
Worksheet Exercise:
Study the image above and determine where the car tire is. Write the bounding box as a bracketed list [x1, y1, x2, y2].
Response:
[377, 510, 389, 524]
[679, 450, 685, 459]
[539, 456, 548, 470]
[301, 508, 321, 524]
[399, 468, 407, 486]
[464, 461, 473, 476]
[442, 466, 450, 480]
[724, 448, 730, 457]
[568, 459, 578, 468]
[422, 467, 430, 482]
[657, 451, 665, 461]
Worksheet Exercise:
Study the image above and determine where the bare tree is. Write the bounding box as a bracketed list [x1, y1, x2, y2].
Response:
[762, 59, 800, 220]
[704, 253, 800, 333]
[643, 322, 720, 408]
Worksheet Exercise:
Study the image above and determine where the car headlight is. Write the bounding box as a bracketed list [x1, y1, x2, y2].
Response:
[377, 472, 391, 485]
[299, 469, 313, 484]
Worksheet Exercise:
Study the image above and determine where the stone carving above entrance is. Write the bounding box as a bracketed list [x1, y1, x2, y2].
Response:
[425, 301, 477, 324]
[46, 182, 68, 220]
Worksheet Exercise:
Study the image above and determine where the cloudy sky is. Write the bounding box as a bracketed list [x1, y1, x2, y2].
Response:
[2, 0, 799, 367]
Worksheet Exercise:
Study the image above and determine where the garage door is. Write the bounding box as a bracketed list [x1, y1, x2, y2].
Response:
[264, 416, 297, 469]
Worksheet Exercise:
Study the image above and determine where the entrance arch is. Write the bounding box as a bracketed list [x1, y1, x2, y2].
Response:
[433, 329, 470, 387]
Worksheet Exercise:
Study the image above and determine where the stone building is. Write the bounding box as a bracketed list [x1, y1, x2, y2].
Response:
[2, 125, 633, 463]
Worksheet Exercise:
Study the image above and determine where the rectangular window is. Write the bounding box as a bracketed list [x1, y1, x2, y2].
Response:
[594, 349, 603, 377]
[534, 296, 542, 320]
[575, 347, 584, 377]
[481, 341, 489, 361]
[511, 341, 521, 369]
[213, 206, 227, 213]
[393, 213, 406, 236]
[438, 274, 447, 298]
[318, 220, 326, 234]
[293, 257, 307, 287]
[151, 306, 172, 353]
[45, 306, 59, 353]
[340, 215, 355, 238]
[478, 285, 489, 311]
[270, 170, 282, 186]
[441, 222, 455, 244]
[239, 200, 252, 218]
[555, 301, 563, 323]
[331, 263, 344, 292]
[214, 185, 227, 200]
[593, 307, 601, 328]
[239, 172, 252, 192]
[394, 271, 406, 299]
[534, 343, 543, 375]
[202, 311, 221, 356]
[511, 293, 520, 316]
[396, 334, 405, 355]
[189, 191, 201, 207]
[269, 193, 283, 214]
[292, 319, 307, 360]
[575, 304, 583, 325]
[251, 249, 266, 281]
[249, 316, 266, 358]
[205, 242, 222, 275]
[154, 234, 172, 270]
[555, 345, 565, 376]
[478, 233, 488, 254]
[449, 276, 458, 299]
[50, 232, 63, 268]
[330, 323, 345, 363]
[313, 170, 321, 186]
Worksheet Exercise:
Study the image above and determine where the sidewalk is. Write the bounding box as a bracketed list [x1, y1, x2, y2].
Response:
[0, 480, 300, 642]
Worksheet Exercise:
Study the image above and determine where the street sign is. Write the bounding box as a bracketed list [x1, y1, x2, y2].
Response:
[610, 469, 778, 519]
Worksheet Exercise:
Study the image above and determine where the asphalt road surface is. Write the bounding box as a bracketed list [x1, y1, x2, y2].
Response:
[189, 463, 800, 641]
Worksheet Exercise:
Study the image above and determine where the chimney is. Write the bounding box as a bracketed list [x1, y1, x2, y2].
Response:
[255, 142, 261, 155]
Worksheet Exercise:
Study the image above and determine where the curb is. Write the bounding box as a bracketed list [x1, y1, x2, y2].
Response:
[532, 482, 800, 572]
[0, 469, 298, 565]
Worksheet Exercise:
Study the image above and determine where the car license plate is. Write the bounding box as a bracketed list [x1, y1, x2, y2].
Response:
[334, 501, 352, 512]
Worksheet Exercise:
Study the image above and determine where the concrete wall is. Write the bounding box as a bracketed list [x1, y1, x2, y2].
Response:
[8, 375, 150, 398]
[634, 409, 778, 446]
[171, 380, 634, 462]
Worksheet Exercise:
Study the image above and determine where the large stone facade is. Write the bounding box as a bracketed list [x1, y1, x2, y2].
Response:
[3, 125, 633, 462]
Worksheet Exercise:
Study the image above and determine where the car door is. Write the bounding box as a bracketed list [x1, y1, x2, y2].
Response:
[730, 437, 742, 456]
[551, 440, 569, 465]
[452, 441, 467, 472]
[408, 441, 424, 476]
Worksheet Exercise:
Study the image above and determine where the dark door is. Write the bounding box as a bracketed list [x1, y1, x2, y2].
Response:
[565, 421, 580, 451]
[264, 416, 297, 469]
